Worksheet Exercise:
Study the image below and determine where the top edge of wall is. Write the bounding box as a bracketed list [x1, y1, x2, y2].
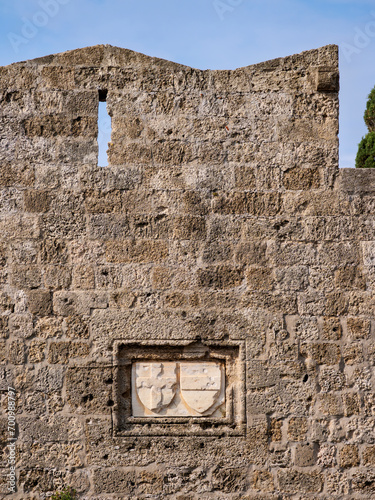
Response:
[1, 43, 339, 73]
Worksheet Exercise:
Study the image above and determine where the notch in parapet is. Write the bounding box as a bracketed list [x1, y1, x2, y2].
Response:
[98, 89, 111, 167]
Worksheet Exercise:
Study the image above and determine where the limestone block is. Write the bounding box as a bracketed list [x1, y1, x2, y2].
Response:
[269, 421, 283, 445]
[196, 265, 243, 289]
[343, 343, 364, 365]
[0, 342, 6, 364]
[40, 238, 69, 264]
[245, 266, 272, 291]
[53, 291, 108, 316]
[283, 167, 320, 190]
[28, 340, 46, 363]
[66, 366, 113, 414]
[300, 342, 341, 365]
[277, 469, 323, 494]
[363, 445, 375, 466]
[318, 393, 343, 416]
[10, 265, 41, 289]
[339, 444, 359, 468]
[48, 341, 90, 364]
[235, 242, 267, 266]
[321, 317, 342, 340]
[35, 316, 64, 339]
[172, 216, 206, 240]
[274, 266, 308, 291]
[287, 417, 307, 441]
[24, 190, 51, 212]
[34, 366, 64, 393]
[105, 239, 168, 264]
[202, 241, 234, 264]
[293, 443, 316, 467]
[0, 163, 34, 188]
[352, 471, 375, 494]
[8, 313, 33, 338]
[346, 317, 370, 339]
[213, 192, 281, 216]
[65, 315, 90, 339]
[8, 339, 26, 364]
[27, 290, 52, 316]
[292, 316, 319, 341]
[72, 264, 95, 289]
[43, 264, 72, 290]
[318, 367, 346, 393]
[343, 393, 361, 416]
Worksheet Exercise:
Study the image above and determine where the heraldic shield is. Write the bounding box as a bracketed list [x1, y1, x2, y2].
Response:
[180, 361, 222, 414]
[135, 362, 177, 413]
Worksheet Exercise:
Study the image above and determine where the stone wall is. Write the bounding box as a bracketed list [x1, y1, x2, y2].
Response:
[0, 44, 374, 498]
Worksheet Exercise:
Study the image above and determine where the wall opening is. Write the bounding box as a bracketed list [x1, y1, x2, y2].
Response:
[98, 89, 111, 167]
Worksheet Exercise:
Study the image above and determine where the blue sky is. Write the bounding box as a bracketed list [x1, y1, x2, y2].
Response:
[1, 0, 375, 168]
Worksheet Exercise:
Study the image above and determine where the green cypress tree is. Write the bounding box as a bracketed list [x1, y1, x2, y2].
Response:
[364, 86, 375, 132]
[356, 85, 375, 168]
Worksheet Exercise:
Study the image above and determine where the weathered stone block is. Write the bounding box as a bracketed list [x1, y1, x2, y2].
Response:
[8, 339, 26, 364]
[362, 445, 375, 466]
[235, 242, 267, 266]
[294, 443, 316, 466]
[343, 343, 364, 365]
[53, 291, 108, 316]
[8, 313, 33, 338]
[339, 444, 359, 468]
[29, 340, 46, 363]
[72, 264, 95, 289]
[10, 265, 41, 289]
[277, 469, 323, 493]
[105, 239, 168, 263]
[300, 342, 340, 365]
[343, 393, 361, 416]
[318, 393, 343, 416]
[172, 216, 206, 240]
[245, 266, 272, 291]
[49, 341, 90, 364]
[346, 317, 370, 339]
[269, 419, 283, 442]
[251, 469, 275, 492]
[43, 264, 71, 290]
[287, 417, 307, 441]
[66, 366, 113, 414]
[27, 290, 52, 316]
[196, 265, 243, 289]
[213, 192, 280, 216]
[65, 315, 90, 338]
[24, 190, 51, 212]
[40, 238, 69, 264]
[283, 167, 320, 190]
[321, 317, 342, 340]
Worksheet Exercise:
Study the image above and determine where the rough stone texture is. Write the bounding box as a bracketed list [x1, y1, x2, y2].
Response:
[1, 43, 373, 498]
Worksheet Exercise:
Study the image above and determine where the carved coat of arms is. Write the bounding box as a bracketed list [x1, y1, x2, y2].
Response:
[132, 361, 224, 417]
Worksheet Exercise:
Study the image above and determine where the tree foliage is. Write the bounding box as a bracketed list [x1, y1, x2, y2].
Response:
[356, 85, 375, 168]
[356, 131, 375, 169]
[364, 86, 375, 132]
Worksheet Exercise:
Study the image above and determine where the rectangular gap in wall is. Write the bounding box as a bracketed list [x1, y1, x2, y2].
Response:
[98, 89, 111, 167]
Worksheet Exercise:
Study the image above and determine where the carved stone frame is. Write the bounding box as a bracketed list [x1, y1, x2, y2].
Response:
[112, 339, 246, 437]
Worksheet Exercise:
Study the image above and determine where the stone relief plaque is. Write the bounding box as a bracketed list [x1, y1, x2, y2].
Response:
[114, 341, 245, 436]
[132, 361, 225, 417]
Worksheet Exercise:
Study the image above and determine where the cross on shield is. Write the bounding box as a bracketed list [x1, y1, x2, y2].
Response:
[134, 362, 177, 413]
[180, 361, 223, 414]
